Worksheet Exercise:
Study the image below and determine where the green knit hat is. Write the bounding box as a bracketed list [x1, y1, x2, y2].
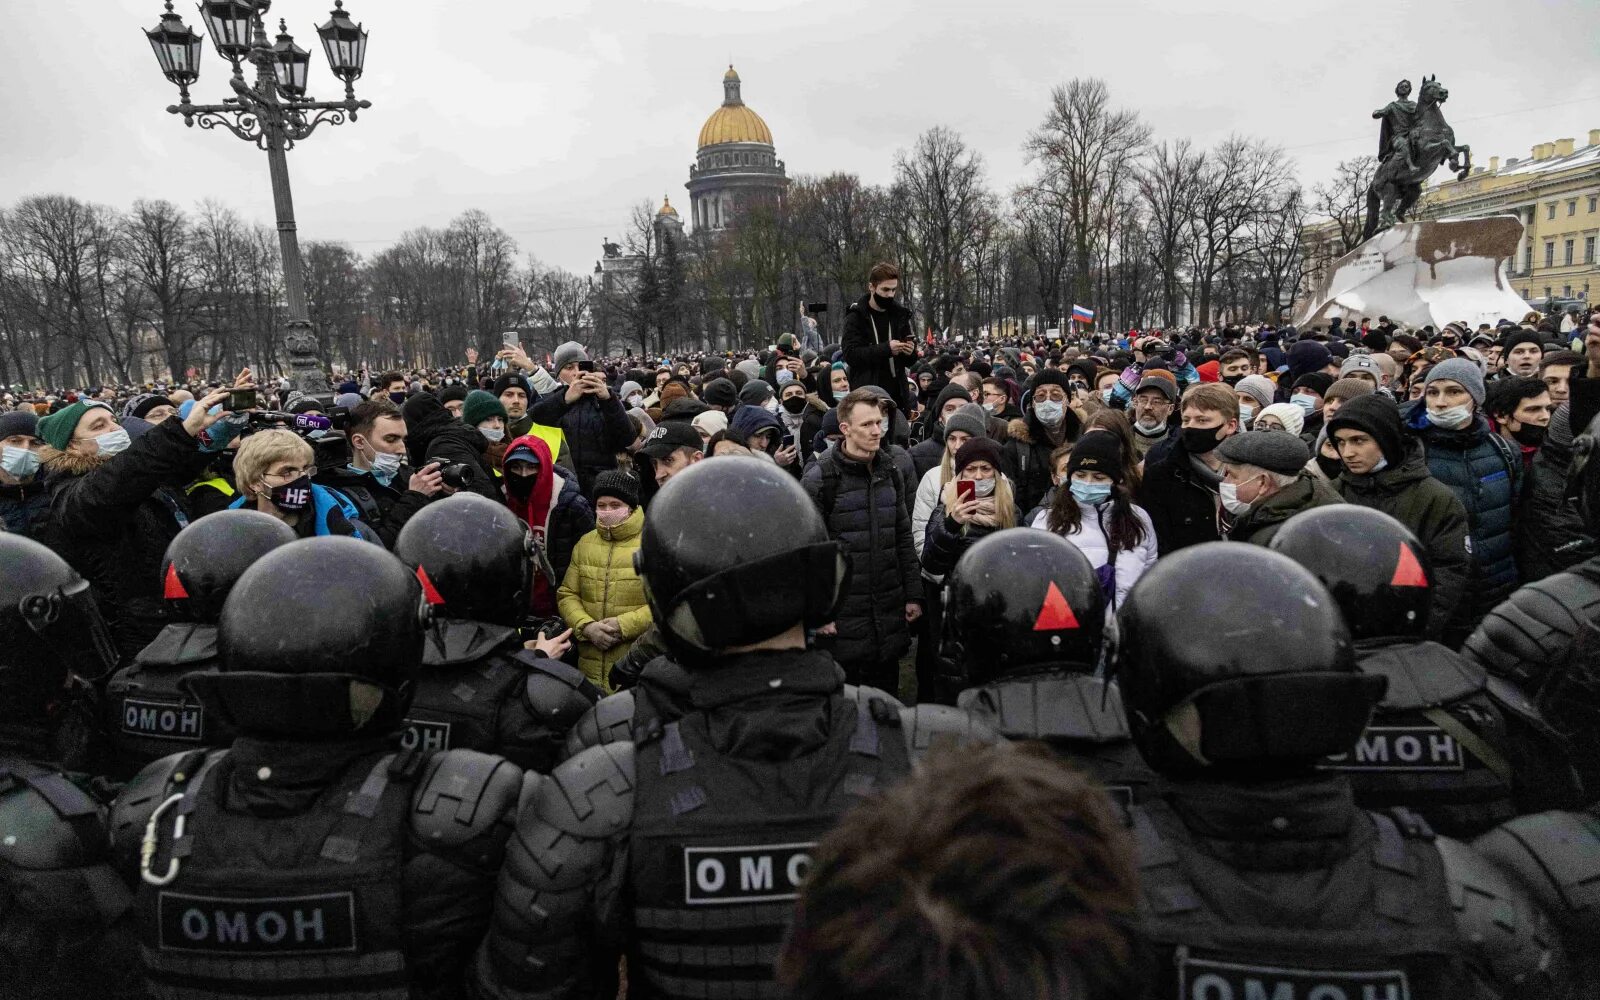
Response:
[38, 401, 108, 452]
[461, 389, 507, 428]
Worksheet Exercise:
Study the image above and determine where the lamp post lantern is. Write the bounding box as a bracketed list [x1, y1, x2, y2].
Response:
[142, 0, 371, 395]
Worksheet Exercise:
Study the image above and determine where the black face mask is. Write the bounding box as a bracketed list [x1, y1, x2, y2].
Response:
[269, 475, 313, 512]
[781, 396, 807, 415]
[1511, 423, 1547, 448]
[1222, 373, 1244, 387]
[872, 293, 896, 310]
[506, 472, 536, 498]
[1315, 452, 1344, 479]
[1181, 425, 1224, 455]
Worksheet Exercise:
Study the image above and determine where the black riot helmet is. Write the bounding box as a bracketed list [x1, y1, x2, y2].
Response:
[195, 537, 428, 738]
[161, 509, 297, 624]
[943, 530, 1105, 686]
[393, 493, 532, 626]
[1268, 506, 1433, 642]
[635, 458, 847, 664]
[1114, 543, 1383, 779]
[0, 535, 117, 741]
[1566, 411, 1600, 533]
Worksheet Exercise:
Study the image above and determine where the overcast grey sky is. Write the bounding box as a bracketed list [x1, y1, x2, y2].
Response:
[4, 0, 1597, 275]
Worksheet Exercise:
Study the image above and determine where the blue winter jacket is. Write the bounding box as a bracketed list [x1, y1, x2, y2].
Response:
[1400, 401, 1521, 618]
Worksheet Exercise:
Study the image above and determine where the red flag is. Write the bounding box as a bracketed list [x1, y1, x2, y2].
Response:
[1390, 543, 1428, 588]
[925, 328, 934, 345]
[415, 566, 447, 606]
[1032, 581, 1081, 631]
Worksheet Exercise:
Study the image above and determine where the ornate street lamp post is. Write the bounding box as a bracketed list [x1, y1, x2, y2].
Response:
[143, 0, 371, 395]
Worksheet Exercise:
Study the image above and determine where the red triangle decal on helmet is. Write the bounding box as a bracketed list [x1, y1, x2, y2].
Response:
[1033, 581, 1081, 631]
[1390, 543, 1428, 588]
[415, 566, 446, 606]
[163, 563, 188, 600]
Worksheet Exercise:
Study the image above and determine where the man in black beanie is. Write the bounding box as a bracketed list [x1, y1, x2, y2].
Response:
[1328, 394, 1469, 637]
[440, 381, 470, 419]
[492, 371, 536, 438]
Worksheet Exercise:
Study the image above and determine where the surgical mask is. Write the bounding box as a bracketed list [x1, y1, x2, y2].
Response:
[879, 417, 890, 436]
[480, 425, 505, 443]
[626, 393, 643, 408]
[982, 402, 999, 414]
[1134, 417, 1166, 436]
[971, 477, 996, 498]
[366, 447, 403, 487]
[763, 398, 780, 414]
[1101, 388, 1115, 403]
[269, 474, 312, 511]
[1426, 404, 1473, 430]
[94, 428, 131, 457]
[1069, 480, 1112, 505]
[1291, 395, 1317, 414]
[597, 507, 631, 528]
[775, 370, 795, 385]
[1218, 481, 1253, 515]
[1, 446, 39, 479]
[1238, 403, 1256, 426]
[1035, 400, 1065, 425]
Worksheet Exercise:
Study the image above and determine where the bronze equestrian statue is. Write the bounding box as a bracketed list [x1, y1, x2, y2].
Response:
[1363, 76, 1472, 240]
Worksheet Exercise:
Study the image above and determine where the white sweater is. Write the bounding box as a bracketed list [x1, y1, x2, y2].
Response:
[1027, 499, 1158, 609]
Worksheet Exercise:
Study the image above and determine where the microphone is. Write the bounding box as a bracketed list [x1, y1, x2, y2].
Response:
[247, 411, 333, 432]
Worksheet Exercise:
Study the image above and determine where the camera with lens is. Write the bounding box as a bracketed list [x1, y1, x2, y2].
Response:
[436, 463, 475, 490]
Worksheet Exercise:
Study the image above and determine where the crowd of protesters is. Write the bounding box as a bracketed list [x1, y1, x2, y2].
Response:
[5, 257, 1600, 999]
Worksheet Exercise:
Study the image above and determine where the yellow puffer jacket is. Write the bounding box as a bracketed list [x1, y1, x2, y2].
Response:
[557, 505, 651, 691]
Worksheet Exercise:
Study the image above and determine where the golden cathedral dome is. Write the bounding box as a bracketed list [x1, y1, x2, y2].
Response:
[657, 196, 679, 218]
[697, 65, 774, 149]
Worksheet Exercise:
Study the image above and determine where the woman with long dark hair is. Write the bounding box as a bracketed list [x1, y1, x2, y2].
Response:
[1031, 432, 1156, 610]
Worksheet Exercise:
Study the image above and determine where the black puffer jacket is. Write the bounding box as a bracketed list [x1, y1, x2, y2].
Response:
[1137, 437, 1222, 556]
[314, 463, 434, 549]
[527, 383, 634, 496]
[1515, 403, 1595, 582]
[400, 393, 501, 503]
[802, 447, 922, 666]
[38, 417, 211, 661]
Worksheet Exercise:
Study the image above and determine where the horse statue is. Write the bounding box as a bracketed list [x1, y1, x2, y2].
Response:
[1362, 75, 1472, 240]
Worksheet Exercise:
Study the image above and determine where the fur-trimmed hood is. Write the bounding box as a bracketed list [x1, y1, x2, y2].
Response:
[40, 445, 106, 479]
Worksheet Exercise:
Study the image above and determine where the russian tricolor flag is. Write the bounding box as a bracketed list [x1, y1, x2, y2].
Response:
[1071, 304, 1095, 323]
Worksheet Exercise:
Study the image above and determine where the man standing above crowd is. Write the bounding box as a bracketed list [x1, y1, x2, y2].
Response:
[842, 262, 917, 415]
[527, 342, 633, 495]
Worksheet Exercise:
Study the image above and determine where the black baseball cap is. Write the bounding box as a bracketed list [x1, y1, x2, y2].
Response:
[639, 422, 704, 460]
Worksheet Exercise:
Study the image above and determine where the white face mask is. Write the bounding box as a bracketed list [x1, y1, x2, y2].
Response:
[480, 425, 505, 443]
[971, 476, 996, 498]
[764, 398, 780, 414]
[94, 428, 131, 457]
[368, 449, 403, 486]
[1426, 404, 1473, 430]
[1218, 480, 1254, 515]
[878, 417, 890, 436]
[626, 393, 643, 408]
[1, 445, 40, 478]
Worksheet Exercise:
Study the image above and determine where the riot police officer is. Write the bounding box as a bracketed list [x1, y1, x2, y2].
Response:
[1474, 810, 1600, 992]
[469, 459, 994, 1000]
[0, 535, 135, 998]
[103, 509, 295, 780]
[109, 537, 525, 1000]
[1465, 410, 1600, 795]
[1116, 543, 1571, 999]
[1270, 506, 1580, 835]
[944, 529, 1158, 811]
[393, 493, 599, 772]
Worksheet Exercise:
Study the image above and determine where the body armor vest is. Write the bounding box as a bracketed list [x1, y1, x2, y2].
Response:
[402, 619, 593, 771]
[958, 673, 1158, 813]
[135, 748, 420, 1000]
[1320, 642, 1514, 837]
[1132, 797, 1467, 1000]
[105, 625, 231, 780]
[627, 692, 911, 999]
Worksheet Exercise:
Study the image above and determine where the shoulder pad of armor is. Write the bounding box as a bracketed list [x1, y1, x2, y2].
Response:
[412, 749, 522, 847]
[1481, 674, 1553, 731]
[1474, 811, 1600, 938]
[109, 750, 210, 872]
[1435, 835, 1573, 995]
[843, 683, 907, 714]
[0, 761, 106, 870]
[562, 689, 638, 760]
[515, 652, 602, 726]
[421, 619, 519, 668]
[535, 742, 636, 840]
[1361, 642, 1485, 709]
[899, 704, 1004, 760]
[133, 623, 219, 667]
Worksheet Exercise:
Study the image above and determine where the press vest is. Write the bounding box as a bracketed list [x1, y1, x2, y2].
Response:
[626, 693, 911, 999]
[136, 748, 421, 999]
[1132, 796, 1467, 1000]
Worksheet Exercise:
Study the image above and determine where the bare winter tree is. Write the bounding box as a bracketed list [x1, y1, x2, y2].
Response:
[1138, 140, 1203, 327]
[1247, 186, 1309, 322]
[1312, 156, 1378, 255]
[1185, 136, 1294, 326]
[892, 126, 991, 332]
[1024, 79, 1151, 312]
[122, 199, 201, 380]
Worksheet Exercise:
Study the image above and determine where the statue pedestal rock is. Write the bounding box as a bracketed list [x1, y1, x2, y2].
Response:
[1297, 216, 1528, 330]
